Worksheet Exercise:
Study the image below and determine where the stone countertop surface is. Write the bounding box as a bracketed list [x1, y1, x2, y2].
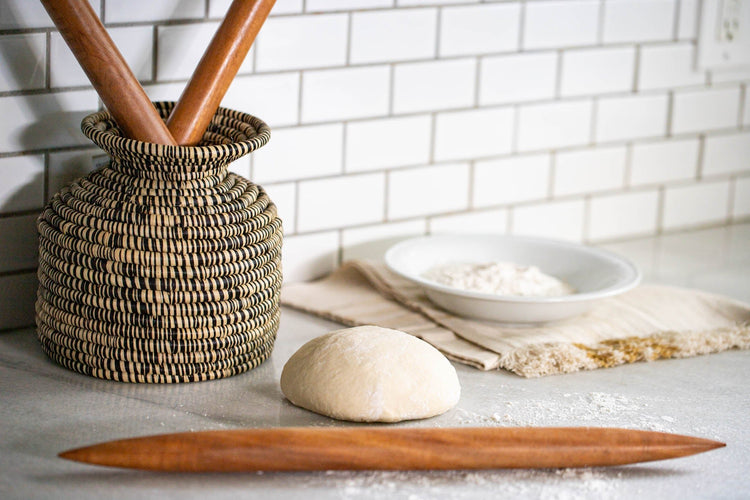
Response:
[1, 224, 749, 500]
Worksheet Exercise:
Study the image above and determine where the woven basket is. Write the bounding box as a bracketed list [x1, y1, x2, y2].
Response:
[35, 102, 282, 383]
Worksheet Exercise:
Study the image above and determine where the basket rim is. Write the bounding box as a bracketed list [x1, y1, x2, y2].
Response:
[81, 101, 271, 161]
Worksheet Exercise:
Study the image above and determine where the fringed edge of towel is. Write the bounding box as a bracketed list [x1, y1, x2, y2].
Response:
[499, 324, 750, 377]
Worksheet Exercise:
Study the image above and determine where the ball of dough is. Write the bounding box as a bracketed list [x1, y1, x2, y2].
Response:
[280, 326, 461, 422]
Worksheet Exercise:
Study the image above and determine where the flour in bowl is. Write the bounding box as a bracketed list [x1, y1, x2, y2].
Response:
[422, 262, 574, 297]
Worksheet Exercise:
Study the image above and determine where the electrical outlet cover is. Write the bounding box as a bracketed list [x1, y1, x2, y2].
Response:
[698, 0, 750, 69]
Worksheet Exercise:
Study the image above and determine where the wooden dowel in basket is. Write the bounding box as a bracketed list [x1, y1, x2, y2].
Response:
[40, 0, 176, 145]
[167, 0, 276, 146]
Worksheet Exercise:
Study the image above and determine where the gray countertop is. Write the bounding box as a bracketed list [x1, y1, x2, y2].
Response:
[2, 224, 749, 500]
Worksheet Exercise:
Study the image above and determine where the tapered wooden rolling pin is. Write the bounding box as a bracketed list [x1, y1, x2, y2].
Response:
[59, 427, 724, 472]
[167, 0, 276, 145]
[40, 0, 176, 145]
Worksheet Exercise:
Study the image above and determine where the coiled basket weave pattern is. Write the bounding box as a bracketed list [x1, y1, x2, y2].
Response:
[35, 102, 282, 383]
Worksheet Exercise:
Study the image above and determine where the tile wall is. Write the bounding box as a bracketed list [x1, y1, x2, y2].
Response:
[1, 0, 749, 329]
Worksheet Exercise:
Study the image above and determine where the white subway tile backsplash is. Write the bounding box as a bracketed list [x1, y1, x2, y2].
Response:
[602, 0, 675, 43]
[227, 156, 251, 178]
[342, 219, 427, 261]
[298, 173, 385, 231]
[733, 177, 750, 218]
[703, 132, 750, 177]
[143, 82, 186, 103]
[523, 0, 600, 50]
[110, 26, 155, 82]
[49, 33, 84, 88]
[393, 59, 476, 114]
[711, 67, 750, 84]
[588, 190, 659, 240]
[630, 138, 699, 185]
[104, 0, 204, 23]
[672, 87, 742, 135]
[210, 0, 303, 16]
[0, 0, 99, 29]
[517, 100, 593, 152]
[398, 0, 473, 4]
[677, 0, 700, 39]
[0, 90, 98, 153]
[512, 199, 586, 241]
[554, 146, 627, 196]
[0, 34, 45, 92]
[473, 154, 550, 207]
[0, 214, 39, 273]
[0, 272, 38, 330]
[638, 43, 705, 91]
[560, 47, 635, 97]
[345, 115, 432, 172]
[0, 0, 747, 318]
[351, 9, 436, 64]
[51, 27, 154, 88]
[301, 66, 390, 123]
[256, 14, 348, 72]
[157, 23, 222, 82]
[430, 209, 508, 235]
[479, 52, 557, 105]
[439, 3, 520, 57]
[0, 155, 44, 213]
[262, 182, 297, 234]
[596, 94, 669, 143]
[48, 149, 98, 197]
[282, 231, 339, 283]
[252, 124, 343, 183]
[434, 107, 514, 161]
[308, 0, 392, 11]
[663, 181, 731, 229]
[221, 72, 300, 128]
[388, 163, 469, 219]
[273, 0, 305, 14]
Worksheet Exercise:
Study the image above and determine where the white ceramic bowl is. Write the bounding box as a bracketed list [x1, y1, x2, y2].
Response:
[384, 234, 640, 324]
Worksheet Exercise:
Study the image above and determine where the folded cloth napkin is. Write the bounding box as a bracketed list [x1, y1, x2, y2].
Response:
[281, 260, 750, 377]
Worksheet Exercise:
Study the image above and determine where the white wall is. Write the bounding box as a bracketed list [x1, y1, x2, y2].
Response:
[1, 0, 749, 329]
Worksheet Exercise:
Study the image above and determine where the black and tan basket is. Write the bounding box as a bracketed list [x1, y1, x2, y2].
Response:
[35, 102, 282, 383]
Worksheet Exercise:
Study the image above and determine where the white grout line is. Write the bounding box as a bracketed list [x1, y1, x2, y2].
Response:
[665, 90, 674, 137]
[345, 11, 353, 65]
[737, 84, 747, 128]
[632, 44, 641, 92]
[696, 134, 705, 180]
[554, 49, 563, 98]
[596, 0, 605, 45]
[517, 0, 526, 50]
[547, 151, 556, 199]
[623, 142, 633, 189]
[656, 185, 666, 234]
[727, 176, 737, 222]
[672, 0, 682, 41]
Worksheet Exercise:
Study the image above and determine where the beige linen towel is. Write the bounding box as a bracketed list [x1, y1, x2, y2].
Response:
[281, 260, 750, 377]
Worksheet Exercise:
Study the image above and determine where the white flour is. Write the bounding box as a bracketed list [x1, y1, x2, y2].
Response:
[287, 392, 679, 499]
[423, 262, 574, 297]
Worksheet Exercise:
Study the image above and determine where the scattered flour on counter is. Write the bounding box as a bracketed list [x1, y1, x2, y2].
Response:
[452, 392, 677, 432]
[313, 468, 621, 500]
[290, 392, 679, 499]
[422, 262, 575, 297]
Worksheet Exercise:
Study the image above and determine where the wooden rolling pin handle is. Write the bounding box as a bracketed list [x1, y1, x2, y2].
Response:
[167, 0, 276, 146]
[40, 0, 176, 145]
